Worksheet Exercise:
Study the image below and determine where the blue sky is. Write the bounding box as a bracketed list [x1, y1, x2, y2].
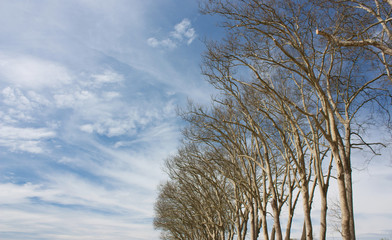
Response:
[0, 1, 391, 240]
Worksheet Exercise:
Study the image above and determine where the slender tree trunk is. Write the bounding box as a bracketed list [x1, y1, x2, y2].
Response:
[345, 171, 356, 239]
[327, 108, 352, 240]
[284, 212, 293, 240]
[319, 189, 327, 240]
[301, 178, 313, 240]
[344, 122, 356, 239]
[262, 174, 269, 240]
[333, 150, 352, 240]
[241, 214, 248, 240]
[270, 225, 275, 240]
[271, 199, 283, 240]
[262, 211, 269, 240]
[284, 189, 295, 240]
[250, 201, 257, 240]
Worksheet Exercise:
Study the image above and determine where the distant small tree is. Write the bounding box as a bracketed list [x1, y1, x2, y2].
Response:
[154, 143, 237, 240]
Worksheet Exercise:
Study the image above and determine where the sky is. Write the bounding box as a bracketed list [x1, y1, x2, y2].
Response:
[0, 1, 390, 240]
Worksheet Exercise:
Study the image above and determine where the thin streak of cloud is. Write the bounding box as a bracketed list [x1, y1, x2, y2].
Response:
[0, 207, 159, 240]
[0, 53, 72, 90]
[0, 125, 55, 153]
[147, 37, 177, 49]
[91, 70, 124, 85]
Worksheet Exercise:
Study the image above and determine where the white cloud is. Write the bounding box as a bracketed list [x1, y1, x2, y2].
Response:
[0, 87, 54, 125]
[0, 183, 41, 204]
[80, 124, 94, 133]
[88, 70, 124, 87]
[0, 178, 160, 239]
[0, 164, 162, 219]
[54, 90, 96, 108]
[54, 83, 176, 139]
[147, 18, 197, 49]
[147, 37, 177, 49]
[0, 53, 72, 90]
[26, 90, 51, 106]
[0, 126, 55, 140]
[0, 125, 56, 153]
[86, 118, 137, 137]
[102, 91, 121, 100]
[93, 70, 123, 83]
[47, 68, 156, 138]
[0, 207, 159, 240]
[171, 18, 196, 44]
[146, 37, 159, 48]
[0, 65, 149, 140]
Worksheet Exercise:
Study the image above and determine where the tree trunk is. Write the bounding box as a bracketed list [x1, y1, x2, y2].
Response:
[271, 200, 283, 240]
[262, 211, 269, 240]
[284, 212, 293, 240]
[345, 161, 356, 239]
[334, 152, 352, 240]
[319, 189, 327, 240]
[328, 108, 352, 240]
[344, 123, 356, 239]
[250, 201, 257, 240]
[270, 225, 275, 240]
[301, 179, 313, 240]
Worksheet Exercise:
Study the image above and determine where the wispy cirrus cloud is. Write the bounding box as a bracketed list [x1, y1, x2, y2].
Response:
[0, 178, 159, 239]
[0, 1, 203, 239]
[88, 70, 124, 87]
[0, 53, 72, 90]
[0, 125, 55, 153]
[147, 18, 197, 49]
[0, 207, 157, 240]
